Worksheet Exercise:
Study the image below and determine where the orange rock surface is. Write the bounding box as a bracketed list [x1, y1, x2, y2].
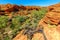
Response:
[0, 3, 60, 40]
[38, 3, 60, 40]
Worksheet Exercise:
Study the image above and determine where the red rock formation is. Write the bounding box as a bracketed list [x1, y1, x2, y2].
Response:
[48, 3, 60, 12]
[0, 3, 60, 40]
[5, 5, 20, 12]
[38, 3, 60, 40]
[0, 4, 41, 15]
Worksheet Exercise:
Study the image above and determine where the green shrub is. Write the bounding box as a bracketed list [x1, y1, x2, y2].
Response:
[11, 15, 27, 29]
[0, 16, 9, 28]
[31, 8, 47, 20]
[4, 36, 11, 40]
[21, 8, 47, 29]
[0, 8, 47, 40]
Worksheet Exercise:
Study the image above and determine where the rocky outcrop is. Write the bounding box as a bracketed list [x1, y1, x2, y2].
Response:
[38, 3, 60, 40]
[48, 3, 60, 12]
[0, 4, 41, 12]
[0, 4, 41, 16]
[40, 3, 60, 26]
[0, 3, 60, 40]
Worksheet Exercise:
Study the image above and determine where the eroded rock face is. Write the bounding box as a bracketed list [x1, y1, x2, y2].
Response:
[38, 3, 60, 40]
[40, 3, 60, 25]
[48, 3, 60, 12]
[0, 4, 41, 16]
[0, 3, 60, 40]
[25, 6, 41, 10]
[0, 4, 41, 11]
[5, 5, 20, 12]
[0, 4, 13, 10]
[43, 12, 60, 25]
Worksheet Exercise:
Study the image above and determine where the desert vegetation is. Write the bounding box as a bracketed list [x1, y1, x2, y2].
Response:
[0, 4, 47, 40]
[0, 3, 60, 40]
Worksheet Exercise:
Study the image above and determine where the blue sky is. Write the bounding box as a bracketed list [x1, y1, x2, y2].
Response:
[0, 0, 60, 6]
